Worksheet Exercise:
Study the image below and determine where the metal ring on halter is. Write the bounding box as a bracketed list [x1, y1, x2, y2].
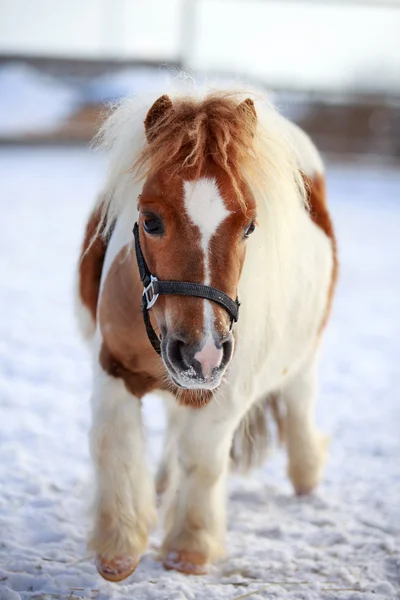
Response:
[143, 275, 159, 309]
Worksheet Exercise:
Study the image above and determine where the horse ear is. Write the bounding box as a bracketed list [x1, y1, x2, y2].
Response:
[237, 98, 257, 135]
[144, 94, 173, 143]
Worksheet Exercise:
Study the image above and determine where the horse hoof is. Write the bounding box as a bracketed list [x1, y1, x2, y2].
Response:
[163, 551, 207, 575]
[95, 554, 139, 582]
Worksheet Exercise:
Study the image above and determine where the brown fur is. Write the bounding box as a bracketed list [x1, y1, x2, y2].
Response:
[98, 244, 164, 398]
[144, 94, 173, 143]
[303, 173, 338, 332]
[78, 203, 112, 324]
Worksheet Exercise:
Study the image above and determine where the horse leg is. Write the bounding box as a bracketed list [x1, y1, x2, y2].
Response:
[89, 364, 156, 581]
[155, 391, 183, 497]
[282, 360, 328, 495]
[161, 396, 241, 574]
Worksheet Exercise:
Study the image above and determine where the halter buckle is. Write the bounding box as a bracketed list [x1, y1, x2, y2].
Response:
[143, 275, 159, 309]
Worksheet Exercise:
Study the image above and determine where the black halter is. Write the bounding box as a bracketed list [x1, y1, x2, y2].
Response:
[133, 222, 240, 355]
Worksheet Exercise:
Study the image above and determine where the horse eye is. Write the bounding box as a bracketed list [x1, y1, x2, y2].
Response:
[244, 221, 256, 238]
[143, 214, 164, 235]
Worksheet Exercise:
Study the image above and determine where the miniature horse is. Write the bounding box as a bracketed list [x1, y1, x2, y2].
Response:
[76, 88, 337, 581]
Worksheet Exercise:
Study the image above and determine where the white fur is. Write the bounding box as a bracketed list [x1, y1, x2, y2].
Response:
[89, 362, 156, 559]
[74, 286, 96, 341]
[161, 388, 245, 562]
[99, 198, 139, 296]
[282, 117, 325, 176]
[282, 355, 328, 494]
[74, 247, 96, 342]
[183, 178, 229, 260]
[80, 81, 334, 570]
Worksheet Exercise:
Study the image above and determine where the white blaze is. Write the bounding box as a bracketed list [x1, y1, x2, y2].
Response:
[183, 177, 229, 284]
[183, 178, 229, 377]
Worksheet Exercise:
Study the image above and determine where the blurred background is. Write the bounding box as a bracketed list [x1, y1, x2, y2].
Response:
[0, 0, 400, 158]
[1, 2, 399, 597]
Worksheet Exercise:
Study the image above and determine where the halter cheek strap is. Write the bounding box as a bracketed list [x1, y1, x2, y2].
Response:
[133, 222, 240, 356]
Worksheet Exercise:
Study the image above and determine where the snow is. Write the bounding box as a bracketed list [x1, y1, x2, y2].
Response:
[0, 148, 399, 600]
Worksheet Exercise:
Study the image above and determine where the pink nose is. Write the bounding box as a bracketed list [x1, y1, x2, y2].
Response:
[194, 337, 223, 378]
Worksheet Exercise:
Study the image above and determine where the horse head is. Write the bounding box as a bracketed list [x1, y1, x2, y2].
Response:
[136, 94, 258, 391]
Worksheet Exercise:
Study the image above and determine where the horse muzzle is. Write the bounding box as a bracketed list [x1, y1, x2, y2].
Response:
[162, 332, 234, 390]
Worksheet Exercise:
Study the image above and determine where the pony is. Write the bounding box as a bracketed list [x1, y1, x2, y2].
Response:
[75, 84, 337, 581]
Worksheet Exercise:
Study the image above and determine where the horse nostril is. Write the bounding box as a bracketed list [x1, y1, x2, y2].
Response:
[168, 338, 190, 371]
[221, 337, 234, 365]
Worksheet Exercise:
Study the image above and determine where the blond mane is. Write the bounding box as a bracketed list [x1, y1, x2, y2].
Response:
[94, 85, 307, 239]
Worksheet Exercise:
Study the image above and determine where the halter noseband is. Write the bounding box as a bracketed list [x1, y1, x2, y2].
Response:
[133, 221, 240, 355]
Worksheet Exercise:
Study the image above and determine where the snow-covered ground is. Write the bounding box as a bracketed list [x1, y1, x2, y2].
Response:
[0, 148, 399, 600]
